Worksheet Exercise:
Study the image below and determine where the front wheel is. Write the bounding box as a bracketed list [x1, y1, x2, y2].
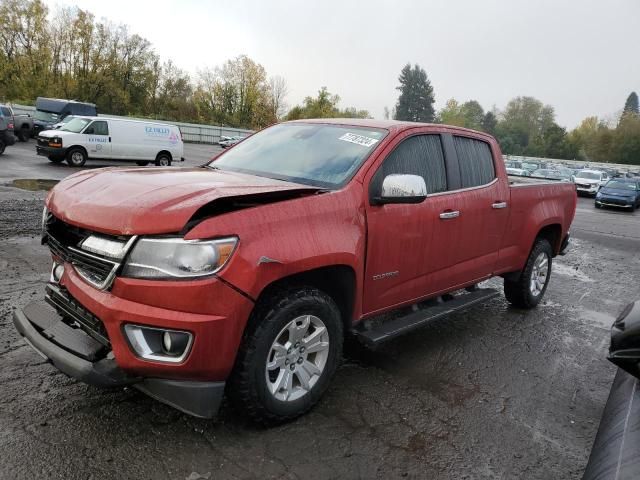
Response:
[504, 238, 553, 309]
[155, 153, 171, 166]
[227, 286, 343, 425]
[66, 148, 87, 167]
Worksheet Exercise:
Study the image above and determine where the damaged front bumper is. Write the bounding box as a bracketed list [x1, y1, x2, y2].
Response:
[13, 299, 225, 418]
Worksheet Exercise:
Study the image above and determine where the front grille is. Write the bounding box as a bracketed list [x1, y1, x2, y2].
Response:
[45, 215, 131, 290]
[45, 284, 110, 348]
[576, 183, 591, 189]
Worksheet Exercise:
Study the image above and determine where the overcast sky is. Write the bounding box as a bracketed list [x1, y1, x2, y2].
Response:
[44, 0, 639, 128]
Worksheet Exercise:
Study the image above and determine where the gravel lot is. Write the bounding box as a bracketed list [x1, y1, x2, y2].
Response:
[1, 140, 639, 479]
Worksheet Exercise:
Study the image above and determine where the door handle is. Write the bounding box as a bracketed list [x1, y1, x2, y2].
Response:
[439, 210, 460, 220]
[492, 201, 508, 209]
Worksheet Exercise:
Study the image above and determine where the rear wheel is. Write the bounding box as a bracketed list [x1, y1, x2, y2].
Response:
[155, 153, 171, 167]
[16, 129, 27, 142]
[504, 238, 553, 309]
[66, 147, 87, 167]
[227, 286, 343, 425]
[135, 161, 150, 166]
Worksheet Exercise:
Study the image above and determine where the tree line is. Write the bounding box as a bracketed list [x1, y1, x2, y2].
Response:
[1, 0, 637, 164]
[393, 63, 640, 165]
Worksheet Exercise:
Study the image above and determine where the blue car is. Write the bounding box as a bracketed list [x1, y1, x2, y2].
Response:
[595, 179, 640, 211]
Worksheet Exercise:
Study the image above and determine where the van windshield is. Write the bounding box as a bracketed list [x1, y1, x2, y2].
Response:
[34, 110, 58, 122]
[60, 117, 92, 133]
[209, 123, 388, 188]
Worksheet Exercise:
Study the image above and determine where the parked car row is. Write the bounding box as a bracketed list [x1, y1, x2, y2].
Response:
[218, 135, 247, 148]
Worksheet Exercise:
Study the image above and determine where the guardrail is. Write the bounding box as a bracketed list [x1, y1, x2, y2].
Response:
[505, 155, 637, 172]
[9, 104, 254, 145]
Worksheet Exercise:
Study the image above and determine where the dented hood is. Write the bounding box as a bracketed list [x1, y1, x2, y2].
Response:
[46, 167, 318, 235]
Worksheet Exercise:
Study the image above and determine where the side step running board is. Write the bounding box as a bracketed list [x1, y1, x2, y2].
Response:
[352, 288, 500, 347]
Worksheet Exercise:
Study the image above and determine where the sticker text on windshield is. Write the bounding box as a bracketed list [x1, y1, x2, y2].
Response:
[338, 133, 380, 148]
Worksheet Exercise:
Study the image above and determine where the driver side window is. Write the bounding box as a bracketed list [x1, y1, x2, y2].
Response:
[84, 121, 109, 135]
[370, 134, 447, 198]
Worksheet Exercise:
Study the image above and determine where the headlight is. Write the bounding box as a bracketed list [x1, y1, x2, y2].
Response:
[122, 237, 238, 279]
[48, 137, 63, 147]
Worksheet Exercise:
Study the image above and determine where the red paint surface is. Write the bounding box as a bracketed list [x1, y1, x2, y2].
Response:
[46, 120, 576, 381]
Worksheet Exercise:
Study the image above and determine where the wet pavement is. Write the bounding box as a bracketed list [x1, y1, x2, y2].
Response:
[1, 140, 639, 479]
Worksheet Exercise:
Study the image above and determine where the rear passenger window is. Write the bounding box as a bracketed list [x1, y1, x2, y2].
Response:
[453, 136, 495, 188]
[1, 107, 11, 116]
[372, 134, 447, 195]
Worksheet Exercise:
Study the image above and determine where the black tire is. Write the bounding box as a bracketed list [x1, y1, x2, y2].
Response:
[66, 147, 87, 167]
[595, 202, 601, 209]
[16, 130, 27, 142]
[0, 139, 5, 155]
[136, 161, 150, 166]
[47, 156, 64, 164]
[227, 286, 343, 425]
[504, 238, 553, 309]
[155, 152, 171, 167]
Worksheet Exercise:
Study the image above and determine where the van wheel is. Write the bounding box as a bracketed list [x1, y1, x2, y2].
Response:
[155, 153, 171, 167]
[17, 129, 27, 142]
[66, 148, 87, 167]
[48, 156, 64, 164]
[227, 286, 343, 425]
[136, 161, 150, 166]
[504, 238, 553, 309]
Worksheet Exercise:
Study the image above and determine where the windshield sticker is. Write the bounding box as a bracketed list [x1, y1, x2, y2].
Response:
[338, 133, 380, 148]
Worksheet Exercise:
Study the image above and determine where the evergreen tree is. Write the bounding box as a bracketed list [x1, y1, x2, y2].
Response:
[393, 63, 435, 122]
[623, 92, 639, 115]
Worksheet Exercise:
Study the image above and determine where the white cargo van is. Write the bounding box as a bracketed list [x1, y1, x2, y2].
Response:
[36, 116, 184, 167]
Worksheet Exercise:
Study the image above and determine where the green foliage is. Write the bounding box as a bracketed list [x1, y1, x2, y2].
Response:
[284, 87, 370, 120]
[394, 63, 435, 122]
[623, 91, 639, 115]
[437, 99, 484, 130]
[0, 0, 283, 129]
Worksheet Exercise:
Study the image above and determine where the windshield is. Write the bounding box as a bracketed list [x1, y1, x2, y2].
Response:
[576, 171, 601, 180]
[60, 117, 92, 133]
[34, 110, 58, 122]
[605, 180, 637, 190]
[210, 123, 388, 188]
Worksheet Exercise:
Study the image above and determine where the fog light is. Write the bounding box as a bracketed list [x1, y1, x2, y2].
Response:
[124, 324, 193, 363]
[50, 262, 64, 283]
[162, 331, 191, 356]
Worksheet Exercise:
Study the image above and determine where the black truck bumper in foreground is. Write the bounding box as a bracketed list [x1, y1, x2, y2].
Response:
[13, 301, 225, 418]
[583, 301, 640, 479]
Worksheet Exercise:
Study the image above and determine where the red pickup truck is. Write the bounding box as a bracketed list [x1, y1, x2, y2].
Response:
[14, 119, 576, 424]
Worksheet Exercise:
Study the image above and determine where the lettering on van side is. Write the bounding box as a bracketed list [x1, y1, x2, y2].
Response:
[145, 126, 170, 137]
[88, 137, 108, 143]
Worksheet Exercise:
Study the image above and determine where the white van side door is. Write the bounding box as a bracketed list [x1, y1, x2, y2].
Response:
[83, 120, 112, 158]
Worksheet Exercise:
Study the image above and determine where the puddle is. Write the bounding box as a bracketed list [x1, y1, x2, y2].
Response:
[553, 263, 594, 283]
[7, 179, 59, 191]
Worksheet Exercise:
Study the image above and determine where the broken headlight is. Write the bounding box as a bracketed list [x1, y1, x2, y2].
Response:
[122, 237, 238, 279]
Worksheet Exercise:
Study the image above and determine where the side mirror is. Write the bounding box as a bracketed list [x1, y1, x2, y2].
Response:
[374, 174, 427, 205]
